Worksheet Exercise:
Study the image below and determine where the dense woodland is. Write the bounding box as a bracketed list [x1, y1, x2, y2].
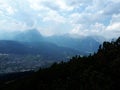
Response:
[0, 37, 120, 90]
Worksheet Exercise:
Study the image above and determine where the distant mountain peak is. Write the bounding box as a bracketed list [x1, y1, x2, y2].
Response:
[23, 29, 41, 35]
[14, 29, 43, 42]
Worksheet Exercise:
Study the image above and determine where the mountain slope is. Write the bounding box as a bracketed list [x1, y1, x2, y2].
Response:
[46, 35, 101, 54]
[0, 40, 80, 73]
[0, 37, 119, 90]
[14, 29, 43, 42]
[0, 29, 101, 55]
[0, 40, 80, 60]
[0, 40, 29, 54]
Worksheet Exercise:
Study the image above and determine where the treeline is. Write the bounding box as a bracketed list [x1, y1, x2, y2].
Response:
[1, 37, 120, 90]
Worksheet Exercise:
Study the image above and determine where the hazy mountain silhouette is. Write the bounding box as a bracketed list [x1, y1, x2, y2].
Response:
[0, 29, 104, 73]
[0, 40, 80, 60]
[46, 35, 101, 54]
[0, 29, 102, 55]
[0, 39, 80, 73]
[14, 29, 43, 42]
[0, 37, 119, 90]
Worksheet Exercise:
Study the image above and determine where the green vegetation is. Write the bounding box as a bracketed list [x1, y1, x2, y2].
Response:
[0, 37, 120, 90]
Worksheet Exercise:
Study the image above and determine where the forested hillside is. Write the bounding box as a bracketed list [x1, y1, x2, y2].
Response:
[0, 37, 120, 90]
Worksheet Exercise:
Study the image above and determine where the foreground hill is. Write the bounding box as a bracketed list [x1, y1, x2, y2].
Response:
[0, 37, 120, 90]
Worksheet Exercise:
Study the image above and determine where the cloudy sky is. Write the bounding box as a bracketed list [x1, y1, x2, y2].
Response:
[0, 0, 120, 39]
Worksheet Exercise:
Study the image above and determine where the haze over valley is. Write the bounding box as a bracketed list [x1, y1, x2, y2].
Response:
[0, 29, 103, 73]
[0, 0, 120, 89]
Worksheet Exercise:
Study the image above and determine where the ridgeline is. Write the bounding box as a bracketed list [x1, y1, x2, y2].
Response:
[0, 37, 120, 90]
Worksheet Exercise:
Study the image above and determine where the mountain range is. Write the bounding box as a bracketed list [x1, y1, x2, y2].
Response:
[0, 37, 120, 90]
[0, 29, 102, 55]
[0, 29, 103, 73]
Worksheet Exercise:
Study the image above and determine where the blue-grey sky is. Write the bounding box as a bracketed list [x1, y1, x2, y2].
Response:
[0, 0, 120, 39]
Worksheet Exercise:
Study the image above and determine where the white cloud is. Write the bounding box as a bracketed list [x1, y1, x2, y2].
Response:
[106, 22, 120, 31]
[69, 23, 105, 36]
[103, 2, 120, 15]
[106, 14, 120, 32]
[7, 6, 16, 15]
[37, 27, 54, 36]
[42, 10, 66, 23]
[110, 0, 120, 3]
[55, 0, 74, 11]
[0, 0, 120, 39]
[0, 19, 31, 31]
[110, 14, 120, 23]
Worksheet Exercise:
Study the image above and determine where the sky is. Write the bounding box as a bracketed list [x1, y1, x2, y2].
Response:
[0, 0, 120, 39]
